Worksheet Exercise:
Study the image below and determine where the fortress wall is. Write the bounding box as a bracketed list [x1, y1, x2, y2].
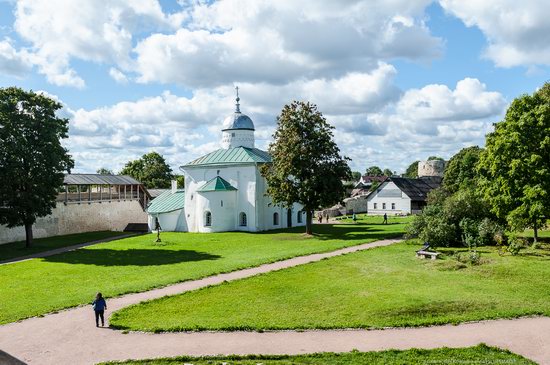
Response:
[0, 200, 147, 245]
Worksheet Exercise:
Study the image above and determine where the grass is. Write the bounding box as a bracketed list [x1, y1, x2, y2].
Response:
[110, 239, 550, 332]
[100, 345, 535, 364]
[0, 217, 409, 325]
[0, 231, 128, 262]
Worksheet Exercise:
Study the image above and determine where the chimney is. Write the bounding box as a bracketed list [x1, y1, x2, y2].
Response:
[171, 180, 177, 193]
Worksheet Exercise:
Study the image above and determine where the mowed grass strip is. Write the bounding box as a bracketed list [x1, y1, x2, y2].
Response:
[111, 240, 550, 332]
[101, 345, 535, 365]
[0, 217, 409, 324]
[0, 231, 128, 262]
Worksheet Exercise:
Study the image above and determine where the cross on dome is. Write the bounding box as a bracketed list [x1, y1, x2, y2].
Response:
[235, 86, 240, 113]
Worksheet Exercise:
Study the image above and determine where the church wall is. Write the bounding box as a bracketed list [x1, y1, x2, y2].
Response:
[366, 181, 411, 215]
[148, 209, 187, 232]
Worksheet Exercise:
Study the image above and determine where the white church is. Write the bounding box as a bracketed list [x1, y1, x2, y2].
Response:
[147, 91, 306, 233]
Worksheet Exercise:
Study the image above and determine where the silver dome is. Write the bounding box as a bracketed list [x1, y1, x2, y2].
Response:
[222, 112, 255, 131]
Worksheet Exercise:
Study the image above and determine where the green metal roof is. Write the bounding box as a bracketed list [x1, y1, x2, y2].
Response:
[147, 189, 185, 214]
[197, 176, 237, 192]
[182, 147, 271, 167]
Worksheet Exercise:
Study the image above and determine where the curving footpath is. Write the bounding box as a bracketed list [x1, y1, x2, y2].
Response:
[1, 238, 549, 365]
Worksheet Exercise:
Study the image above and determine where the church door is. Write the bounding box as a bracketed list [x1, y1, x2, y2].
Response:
[287, 208, 292, 228]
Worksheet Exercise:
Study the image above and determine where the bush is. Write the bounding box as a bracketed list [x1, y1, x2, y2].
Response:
[478, 218, 504, 246]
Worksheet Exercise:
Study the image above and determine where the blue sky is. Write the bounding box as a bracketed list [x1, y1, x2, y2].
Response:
[0, 0, 548, 174]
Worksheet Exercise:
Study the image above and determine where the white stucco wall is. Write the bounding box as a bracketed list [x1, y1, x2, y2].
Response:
[148, 209, 187, 232]
[366, 181, 411, 215]
[182, 163, 306, 232]
[0, 200, 148, 244]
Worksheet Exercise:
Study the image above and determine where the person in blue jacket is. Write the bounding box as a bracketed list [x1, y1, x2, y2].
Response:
[92, 292, 107, 327]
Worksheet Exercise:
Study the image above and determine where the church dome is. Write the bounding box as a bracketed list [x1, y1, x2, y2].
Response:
[222, 112, 255, 131]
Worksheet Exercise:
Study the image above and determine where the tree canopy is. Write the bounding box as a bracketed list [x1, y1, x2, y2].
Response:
[0, 87, 74, 247]
[404, 161, 419, 178]
[351, 171, 362, 181]
[96, 167, 114, 175]
[120, 152, 173, 189]
[383, 168, 393, 177]
[261, 101, 351, 234]
[365, 166, 383, 176]
[443, 146, 483, 194]
[478, 83, 550, 242]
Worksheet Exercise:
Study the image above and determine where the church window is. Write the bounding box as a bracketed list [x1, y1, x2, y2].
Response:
[373, 203, 377, 209]
[239, 212, 247, 226]
[221, 200, 223, 207]
[205, 211, 212, 226]
[273, 212, 279, 226]
[297, 211, 303, 223]
[392, 203, 395, 210]
[382, 203, 386, 210]
[232, 133, 235, 137]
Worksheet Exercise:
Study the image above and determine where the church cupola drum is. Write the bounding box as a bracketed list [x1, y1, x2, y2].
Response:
[221, 86, 255, 149]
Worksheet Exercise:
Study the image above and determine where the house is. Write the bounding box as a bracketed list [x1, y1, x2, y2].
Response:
[147, 91, 306, 233]
[366, 167, 443, 215]
[351, 175, 387, 197]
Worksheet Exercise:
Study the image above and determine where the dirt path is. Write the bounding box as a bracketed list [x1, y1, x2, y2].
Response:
[0, 233, 139, 265]
[1, 238, 548, 365]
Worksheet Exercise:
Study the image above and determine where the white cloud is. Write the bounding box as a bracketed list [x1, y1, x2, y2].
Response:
[440, 0, 550, 67]
[109, 67, 129, 84]
[0, 38, 33, 77]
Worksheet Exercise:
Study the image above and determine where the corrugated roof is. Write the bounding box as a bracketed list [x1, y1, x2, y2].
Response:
[147, 189, 185, 214]
[182, 147, 271, 167]
[390, 176, 442, 201]
[147, 189, 169, 198]
[197, 176, 237, 192]
[64, 174, 142, 185]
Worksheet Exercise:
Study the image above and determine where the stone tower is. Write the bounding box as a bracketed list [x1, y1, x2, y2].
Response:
[418, 160, 445, 177]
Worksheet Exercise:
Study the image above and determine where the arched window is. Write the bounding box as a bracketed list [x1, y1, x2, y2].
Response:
[205, 211, 212, 226]
[297, 210, 303, 223]
[239, 212, 247, 226]
[273, 212, 279, 226]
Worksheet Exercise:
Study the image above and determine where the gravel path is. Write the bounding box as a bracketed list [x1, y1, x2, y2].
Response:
[1, 238, 548, 365]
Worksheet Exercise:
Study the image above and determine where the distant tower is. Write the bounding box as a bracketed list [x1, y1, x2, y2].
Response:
[418, 160, 445, 177]
[221, 86, 255, 149]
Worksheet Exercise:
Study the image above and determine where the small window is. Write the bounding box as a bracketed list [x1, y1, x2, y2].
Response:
[190, 194, 193, 200]
[205, 211, 212, 226]
[221, 200, 223, 207]
[239, 212, 247, 226]
[382, 203, 386, 210]
[297, 211, 303, 223]
[391, 203, 395, 210]
[373, 203, 377, 209]
[273, 212, 279, 226]
[231, 133, 235, 137]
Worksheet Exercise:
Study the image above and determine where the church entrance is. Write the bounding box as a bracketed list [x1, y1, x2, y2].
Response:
[287, 208, 292, 228]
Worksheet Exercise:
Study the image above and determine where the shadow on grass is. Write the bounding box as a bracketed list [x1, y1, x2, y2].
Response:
[261, 224, 405, 242]
[43, 249, 221, 266]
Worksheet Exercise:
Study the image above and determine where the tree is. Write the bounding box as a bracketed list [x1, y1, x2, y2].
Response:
[383, 168, 393, 177]
[96, 168, 113, 175]
[404, 161, 419, 178]
[0, 87, 74, 247]
[261, 101, 351, 234]
[428, 156, 445, 161]
[351, 171, 362, 181]
[478, 83, 550, 243]
[174, 174, 185, 188]
[120, 152, 173, 189]
[443, 146, 483, 194]
[365, 166, 383, 176]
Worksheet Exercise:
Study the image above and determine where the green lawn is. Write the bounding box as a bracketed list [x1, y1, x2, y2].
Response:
[0, 217, 409, 325]
[101, 345, 534, 364]
[111, 240, 550, 332]
[0, 231, 128, 262]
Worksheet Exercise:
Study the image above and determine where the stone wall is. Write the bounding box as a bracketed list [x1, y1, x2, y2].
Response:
[0, 200, 148, 244]
[418, 160, 446, 177]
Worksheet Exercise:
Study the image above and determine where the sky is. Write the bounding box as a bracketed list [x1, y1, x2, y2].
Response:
[0, 0, 549, 175]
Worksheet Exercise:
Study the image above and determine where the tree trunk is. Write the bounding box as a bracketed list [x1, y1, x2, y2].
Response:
[305, 210, 313, 235]
[533, 219, 538, 244]
[24, 223, 33, 248]
[287, 208, 292, 228]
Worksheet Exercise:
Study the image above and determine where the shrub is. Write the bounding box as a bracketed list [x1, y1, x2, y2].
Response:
[478, 218, 504, 246]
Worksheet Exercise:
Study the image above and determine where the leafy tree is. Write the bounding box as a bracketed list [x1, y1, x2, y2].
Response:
[351, 171, 362, 181]
[365, 166, 383, 176]
[443, 146, 483, 194]
[96, 168, 114, 175]
[0, 87, 73, 247]
[120, 152, 173, 189]
[404, 161, 419, 178]
[383, 168, 393, 177]
[174, 174, 185, 189]
[261, 101, 351, 234]
[428, 156, 445, 161]
[479, 83, 550, 242]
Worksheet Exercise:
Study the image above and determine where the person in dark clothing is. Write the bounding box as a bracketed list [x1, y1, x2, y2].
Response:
[92, 292, 107, 327]
[383, 213, 388, 225]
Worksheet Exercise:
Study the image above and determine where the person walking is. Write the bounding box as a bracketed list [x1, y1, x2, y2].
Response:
[383, 213, 388, 225]
[92, 292, 107, 327]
